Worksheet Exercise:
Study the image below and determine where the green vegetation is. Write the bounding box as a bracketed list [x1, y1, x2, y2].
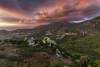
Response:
[0, 32, 100, 67]
[96, 60, 100, 67]
[1, 15, 100, 67]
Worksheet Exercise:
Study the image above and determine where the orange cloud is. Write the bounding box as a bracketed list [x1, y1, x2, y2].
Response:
[0, 0, 100, 30]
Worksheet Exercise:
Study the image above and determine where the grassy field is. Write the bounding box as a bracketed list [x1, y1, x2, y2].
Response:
[0, 32, 100, 67]
[59, 32, 100, 60]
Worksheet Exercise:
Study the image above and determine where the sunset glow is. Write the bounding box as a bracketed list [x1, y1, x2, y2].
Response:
[0, 0, 100, 30]
[0, 22, 18, 27]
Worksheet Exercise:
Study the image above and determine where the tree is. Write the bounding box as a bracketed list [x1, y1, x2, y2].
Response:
[80, 56, 90, 67]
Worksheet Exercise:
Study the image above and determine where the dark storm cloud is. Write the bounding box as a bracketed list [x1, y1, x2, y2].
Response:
[0, 0, 22, 12]
[0, 0, 100, 23]
[18, 0, 46, 10]
[83, 5, 100, 17]
[0, 0, 53, 15]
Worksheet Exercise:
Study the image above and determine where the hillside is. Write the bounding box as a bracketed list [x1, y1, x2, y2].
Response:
[0, 16, 100, 37]
[0, 17, 100, 67]
[11, 16, 100, 35]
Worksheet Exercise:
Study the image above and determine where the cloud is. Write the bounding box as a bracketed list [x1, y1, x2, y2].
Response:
[0, 0, 100, 29]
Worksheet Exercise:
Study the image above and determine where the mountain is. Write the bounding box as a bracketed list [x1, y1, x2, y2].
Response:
[13, 16, 100, 34]
[0, 17, 100, 67]
[91, 16, 100, 31]
[0, 16, 100, 39]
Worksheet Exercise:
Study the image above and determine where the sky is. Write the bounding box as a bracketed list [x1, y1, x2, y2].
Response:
[0, 0, 100, 30]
